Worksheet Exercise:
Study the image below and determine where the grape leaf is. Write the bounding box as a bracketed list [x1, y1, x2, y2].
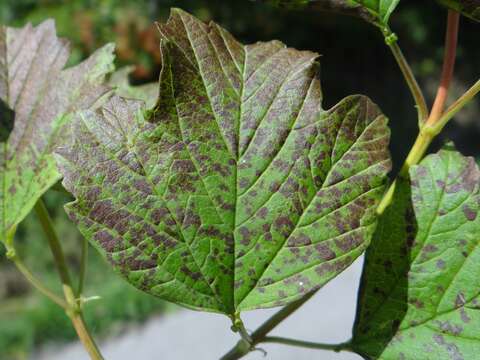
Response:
[436, 0, 480, 22]
[353, 148, 480, 359]
[259, 0, 400, 26]
[109, 66, 158, 108]
[56, 8, 391, 314]
[0, 20, 115, 243]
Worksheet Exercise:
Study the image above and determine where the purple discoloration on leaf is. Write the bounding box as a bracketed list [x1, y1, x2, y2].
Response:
[353, 149, 480, 359]
[0, 20, 114, 242]
[462, 204, 477, 221]
[56, 9, 390, 314]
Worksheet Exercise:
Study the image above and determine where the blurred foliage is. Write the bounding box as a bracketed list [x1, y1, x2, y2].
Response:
[0, 189, 167, 360]
[0, 0, 479, 358]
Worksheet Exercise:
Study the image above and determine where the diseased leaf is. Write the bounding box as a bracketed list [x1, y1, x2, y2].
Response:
[436, 0, 480, 22]
[0, 20, 115, 243]
[109, 66, 158, 108]
[56, 8, 391, 314]
[259, 0, 401, 26]
[353, 148, 480, 359]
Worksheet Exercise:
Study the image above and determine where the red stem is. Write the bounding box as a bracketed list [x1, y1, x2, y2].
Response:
[426, 10, 460, 126]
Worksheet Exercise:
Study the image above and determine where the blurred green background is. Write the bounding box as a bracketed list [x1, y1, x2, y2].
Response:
[0, 0, 479, 359]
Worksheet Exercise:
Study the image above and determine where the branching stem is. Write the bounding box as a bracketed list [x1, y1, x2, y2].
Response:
[386, 31, 429, 123]
[221, 291, 316, 360]
[263, 336, 352, 352]
[427, 11, 460, 126]
[378, 10, 465, 214]
[5, 228, 67, 308]
[34, 199, 104, 360]
[432, 79, 480, 134]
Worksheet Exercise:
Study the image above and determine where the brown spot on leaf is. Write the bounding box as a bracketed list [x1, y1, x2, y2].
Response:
[462, 204, 477, 221]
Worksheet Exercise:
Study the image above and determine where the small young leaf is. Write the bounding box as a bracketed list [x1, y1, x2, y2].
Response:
[353, 148, 480, 359]
[0, 20, 114, 243]
[436, 0, 480, 22]
[109, 67, 158, 108]
[56, 8, 391, 314]
[259, 0, 401, 26]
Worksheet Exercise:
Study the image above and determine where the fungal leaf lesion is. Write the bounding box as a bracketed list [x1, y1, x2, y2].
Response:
[56, 8, 391, 315]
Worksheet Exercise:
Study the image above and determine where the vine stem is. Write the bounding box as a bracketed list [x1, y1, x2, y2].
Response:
[400, 9, 459, 176]
[9, 256, 68, 307]
[427, 11, 460, 126]
[221, 291, 316, 360]
[4, 227, 67, 308]
[378, 10, 462, 214]
[263, 336, 352, 352]
[432, 78, 480, 134]
[78, 236, 88, 295]
[386, 32, 429, 123]
[34, 199, 104, 360]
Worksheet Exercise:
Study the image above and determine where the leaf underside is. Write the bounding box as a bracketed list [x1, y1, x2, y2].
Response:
[56, 8, 391, 314]
[353, 148, 480, 359]
[0, 20, 114, 242]
[436, 0, 480, 22]
[260, 0, 400, 26]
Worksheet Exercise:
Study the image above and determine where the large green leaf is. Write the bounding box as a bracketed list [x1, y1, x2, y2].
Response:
[436, 0, 480, 22]
[56, 8, 391, 315]
[0, 20, 114, 243]
[353, 148, 480, 359]
[260, 0, 400, 26]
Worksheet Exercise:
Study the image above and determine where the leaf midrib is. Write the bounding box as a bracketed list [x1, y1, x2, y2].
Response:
[160, 19, 235, 309]
[174, 13, 319, 312]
